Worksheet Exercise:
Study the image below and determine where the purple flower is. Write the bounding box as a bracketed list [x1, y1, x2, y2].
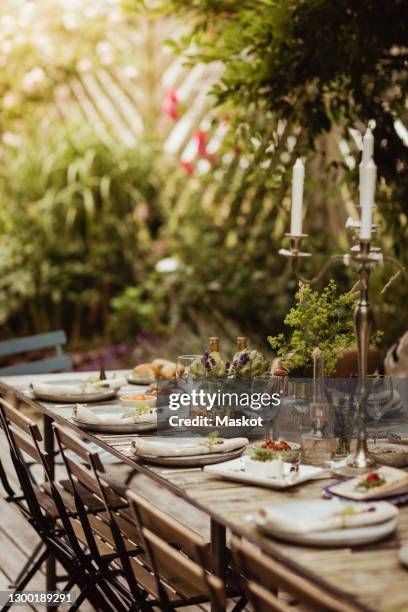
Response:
[239, 351, 250, 365]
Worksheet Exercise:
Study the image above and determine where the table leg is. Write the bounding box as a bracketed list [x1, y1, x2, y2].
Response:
[210, 519, 227, 611]
[43, 415, 56, 609]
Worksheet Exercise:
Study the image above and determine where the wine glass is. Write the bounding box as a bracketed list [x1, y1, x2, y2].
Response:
[251, 376, 284, 440]
[366, 375, 393, 443]
[176, 355, 201, 393]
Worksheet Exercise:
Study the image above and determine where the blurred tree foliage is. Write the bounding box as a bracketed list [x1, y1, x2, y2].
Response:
[0, 0, 406, 353]
[130, 0, 408, 260]
[0, 0, 134, 130]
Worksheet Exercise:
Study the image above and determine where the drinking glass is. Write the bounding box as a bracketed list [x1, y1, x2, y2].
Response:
[251, 376, 284, 440]
[324, 378, 359, 455]
[366, 375, 393, 442]
[176, 355, 201, 393]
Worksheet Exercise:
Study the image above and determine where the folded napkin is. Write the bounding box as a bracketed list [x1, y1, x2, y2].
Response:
[257, 499, 398, 535]
[131, 437, 248, 458]
[94, 377, 127, 390]
[31, 382, 96, 396]
[73, 405, 156, 425]
[30, 377, 126, 397]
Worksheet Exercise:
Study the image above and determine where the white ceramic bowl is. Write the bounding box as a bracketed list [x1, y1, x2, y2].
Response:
[245, 457, 285, 479]
[367, 442, 408, 468]
[251, 441, 301, 463]
[120, 394, 157, 409]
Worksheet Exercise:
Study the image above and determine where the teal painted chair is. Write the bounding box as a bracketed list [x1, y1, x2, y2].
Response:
[0, 331, 72, 376]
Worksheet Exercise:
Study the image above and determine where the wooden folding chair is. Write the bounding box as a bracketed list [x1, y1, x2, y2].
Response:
[53, 421, 232, 611]
[0, 395, 112, 611]
[52, 423, 147, 611]
[141, 526, 226, 612]
[127, 489, 233, 611]
[231, 536, 360, 612]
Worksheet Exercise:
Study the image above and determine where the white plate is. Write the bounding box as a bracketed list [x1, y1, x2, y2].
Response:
[138, 446, 246, 467]
[72, 405, 157, 433]
[399, 544, 408, 568]
[127, 374, 154, 386]
[254, 501, 399, 547]
[32, 388, 118, 403]
[204, 458, 326, 489]
[257, 516, 398, 547]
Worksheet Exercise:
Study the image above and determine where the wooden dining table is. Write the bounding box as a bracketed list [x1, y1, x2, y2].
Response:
[1, 370, 408, 612]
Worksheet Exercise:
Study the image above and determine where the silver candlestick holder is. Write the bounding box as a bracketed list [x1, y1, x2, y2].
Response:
[279, 229, 407, 474]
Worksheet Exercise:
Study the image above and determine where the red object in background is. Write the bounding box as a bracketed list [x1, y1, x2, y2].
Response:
[163, 89, 179, 120]
[180, 160, 194, 175]
[194, 130, 217, 163]
[194, 130, 207, 157]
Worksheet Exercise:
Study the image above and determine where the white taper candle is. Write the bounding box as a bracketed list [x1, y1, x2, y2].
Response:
[360, 159, 376, 240]
[362, 127, 374, 164]
[290, 158, 305, 235]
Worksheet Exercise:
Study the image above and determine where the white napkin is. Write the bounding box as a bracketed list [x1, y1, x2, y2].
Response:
[257, 499, 398, 534]
[73, 405, 156, 425]
[94, 377, 127, 390]
[30, 377, 126, 397]
[30, 382, 95, 396]
[131, 437, 248, 458]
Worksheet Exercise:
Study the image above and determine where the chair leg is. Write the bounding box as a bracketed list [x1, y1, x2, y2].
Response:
[8, 540, 44, 588]
[70, 581, 121, 612]
[231, 596, 248, 612]
[96, 578, 130, 612]
[124, 469, 137, 485]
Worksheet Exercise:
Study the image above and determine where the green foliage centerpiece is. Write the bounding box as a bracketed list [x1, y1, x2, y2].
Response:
[268, 281, 382, 376]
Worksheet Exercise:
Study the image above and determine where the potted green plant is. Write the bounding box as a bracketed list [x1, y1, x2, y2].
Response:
[268, 280, 382, 377]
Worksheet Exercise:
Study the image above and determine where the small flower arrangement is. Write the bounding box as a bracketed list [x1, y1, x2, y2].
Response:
[189, 348, 270, 379]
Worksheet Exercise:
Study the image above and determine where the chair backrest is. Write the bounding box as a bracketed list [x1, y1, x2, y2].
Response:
[127, 488, 210, 567]
[52, 423, 152, 608]
[141, 526, 226, 612]
[0, 392, 48, 527]
[231, 537, 358, 612]
[52, 423, 140, 558]
[244, 580, 292, 612]
[0, 330, 72, 376]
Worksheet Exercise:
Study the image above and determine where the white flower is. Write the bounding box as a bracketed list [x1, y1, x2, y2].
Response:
[3, 132, 22, 147]
[96, 41, 113, 56]
[55, 84, 71, 100]
[77, 58, 93, 72]
[122, 65, 139, 79]
[108, 8, 123, 24]
[14, 33, 28, 47]
[155, 257, 179, 273]
[32, 33, 53, 52]
[84, 6, 100, 20]
[0, 15, 17, 35]
[100, 53, 115, 66]
[3, 92, 20, 109]
[0, 41, 12, 55]
[19, 2, 35, 27]
[22, 67, 47, 93]
[61, 12, 78, 31]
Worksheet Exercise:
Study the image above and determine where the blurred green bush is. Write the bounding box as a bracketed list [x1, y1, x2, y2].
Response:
[0, 116, 164, 344]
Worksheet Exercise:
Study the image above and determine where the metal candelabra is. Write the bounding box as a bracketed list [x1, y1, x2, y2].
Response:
[279, 225, 407, 473]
